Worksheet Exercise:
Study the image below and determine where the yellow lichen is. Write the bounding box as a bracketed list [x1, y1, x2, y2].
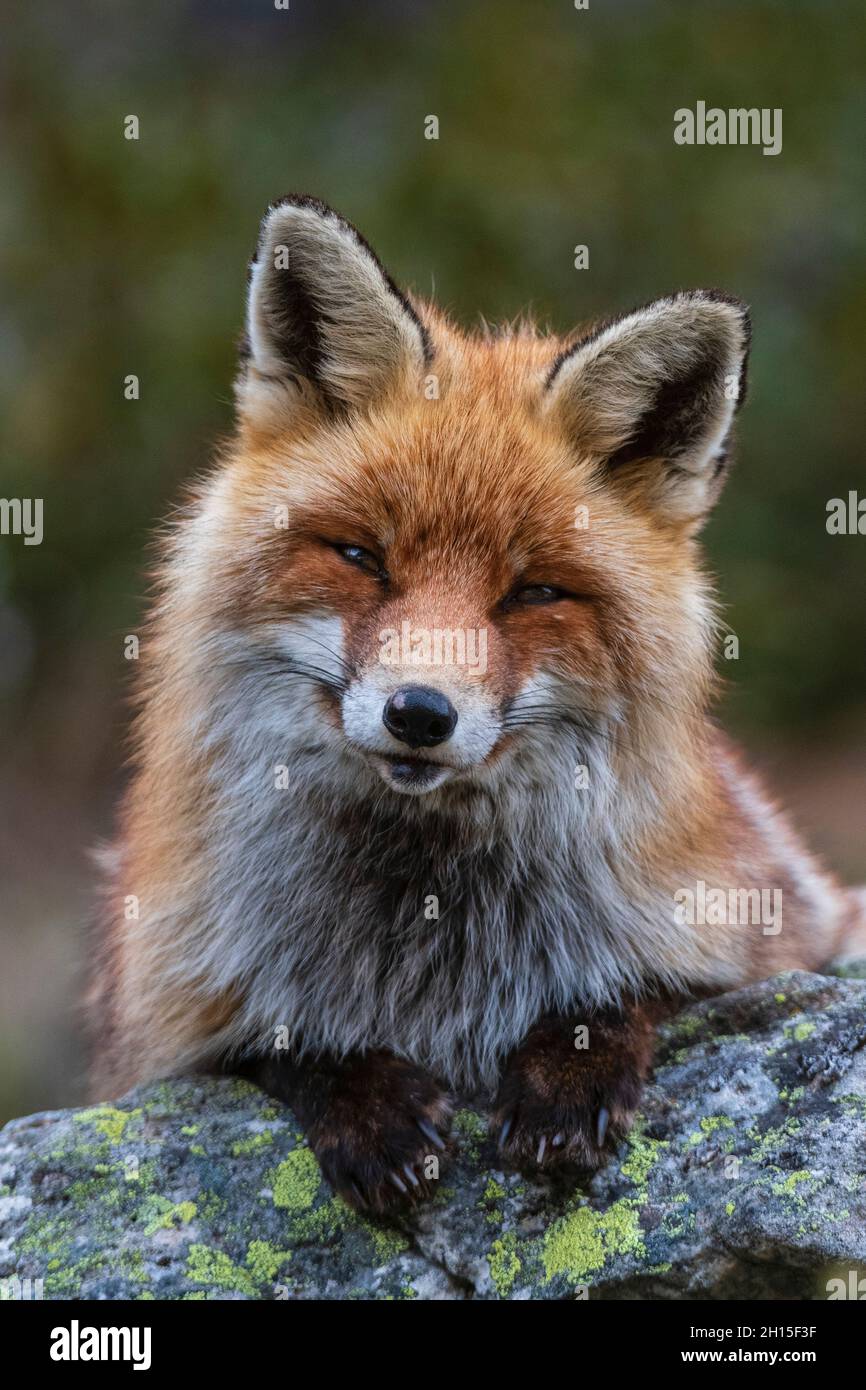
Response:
[231, 1131, 274, 1157]
[542, 1199, 645, 1284]
[488, 1233, 521, 1297]
[73, 1106, 141, 1145]
[245, 1239, 292, 1282]
[270, 1148, 321, 1211]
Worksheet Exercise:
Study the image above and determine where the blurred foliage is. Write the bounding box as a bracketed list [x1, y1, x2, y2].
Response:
[0, 0, 864, 1119]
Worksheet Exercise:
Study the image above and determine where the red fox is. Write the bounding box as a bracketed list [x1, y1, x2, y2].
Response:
[89, 195, 866, 1212]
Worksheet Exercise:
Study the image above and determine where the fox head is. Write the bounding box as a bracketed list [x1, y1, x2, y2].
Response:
[163, 196, 749, 821]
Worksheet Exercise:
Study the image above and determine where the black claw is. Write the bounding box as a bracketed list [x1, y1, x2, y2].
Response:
[417, 1118, 445, 1151]
[349, 1181, 367, 1209]
[536, 1135, 548, 1165]
[497, 1115, 514, 1151]
[388, 1171, 408, 1195]
[596, 1106, 610, 1147]
[403, 1163, 420, 1188]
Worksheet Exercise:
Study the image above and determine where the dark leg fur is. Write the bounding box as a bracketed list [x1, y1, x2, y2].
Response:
[240, 1050, 452, 1214]
[239, 995, 683, 1206]
[491, 996, 677, 1171]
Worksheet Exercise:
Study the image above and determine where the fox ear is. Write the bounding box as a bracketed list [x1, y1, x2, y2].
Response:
[545, 292, 750, 524]
[238, 196, 432, 424]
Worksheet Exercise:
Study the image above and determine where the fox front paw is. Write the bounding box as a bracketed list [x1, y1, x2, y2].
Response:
[308, 1053, 452, 1214]
[491, 1008, 656, 1172]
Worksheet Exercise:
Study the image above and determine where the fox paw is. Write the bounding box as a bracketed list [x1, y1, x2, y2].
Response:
[308, 1054, 452, 1213]
[491, 1012, 653, 1172]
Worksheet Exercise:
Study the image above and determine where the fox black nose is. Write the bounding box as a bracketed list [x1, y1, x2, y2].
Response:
[383, 685, 458, 748]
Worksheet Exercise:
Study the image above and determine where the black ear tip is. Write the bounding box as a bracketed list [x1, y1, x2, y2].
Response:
[546, 288, 752, 392]
[260, 193, 351, 240]
[678, 290, 751, 412]
[690, 288, 752, 346]
[692, 286, 749, 310]
[249, 194, 341, 262]
[266, 192, 342, 220]
[246, 194, 338, 279]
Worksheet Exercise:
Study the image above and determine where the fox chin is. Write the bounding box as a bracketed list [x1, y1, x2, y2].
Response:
[87, 195, 866, 1213]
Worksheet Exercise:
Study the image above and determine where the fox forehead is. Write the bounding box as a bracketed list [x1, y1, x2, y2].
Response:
[223, 335, 662, 592]
[252, 325, 581, 514]
[288, 417, 589, 565]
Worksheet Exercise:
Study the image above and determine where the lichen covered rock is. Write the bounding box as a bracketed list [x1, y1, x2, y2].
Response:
[2, 967, 866, 1300]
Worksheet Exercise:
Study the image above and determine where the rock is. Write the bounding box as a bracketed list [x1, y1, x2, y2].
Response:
[2, 967, 866, 1300]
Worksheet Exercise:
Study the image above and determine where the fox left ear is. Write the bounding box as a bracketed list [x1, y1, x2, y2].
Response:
[238, 195, 432, 427]
[544, 291, 750, 525]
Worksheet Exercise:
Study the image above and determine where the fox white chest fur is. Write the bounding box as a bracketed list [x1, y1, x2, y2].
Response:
[90, 195, 860, 1108]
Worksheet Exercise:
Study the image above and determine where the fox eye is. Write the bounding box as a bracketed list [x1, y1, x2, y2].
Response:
[332, 542, 388, 580]
[504, 584, 570, 608]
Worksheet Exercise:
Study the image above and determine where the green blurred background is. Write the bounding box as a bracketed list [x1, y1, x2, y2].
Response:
[1, 0, 864, 1123]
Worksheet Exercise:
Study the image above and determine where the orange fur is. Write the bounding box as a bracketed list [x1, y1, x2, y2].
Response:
[88, 208, 863, 1101]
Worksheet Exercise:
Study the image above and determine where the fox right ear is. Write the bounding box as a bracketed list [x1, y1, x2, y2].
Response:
[237, 196, 431, 428]
[544, 291, 750, 526]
